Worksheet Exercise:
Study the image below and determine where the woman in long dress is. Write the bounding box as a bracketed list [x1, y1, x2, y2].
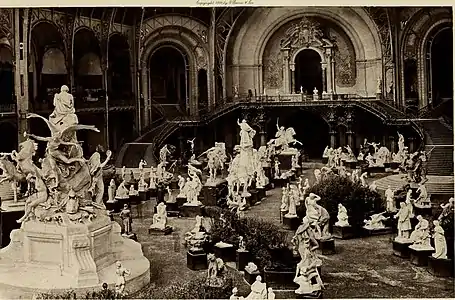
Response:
[238, 119, 256, 148]
[432, 220, 447, 259]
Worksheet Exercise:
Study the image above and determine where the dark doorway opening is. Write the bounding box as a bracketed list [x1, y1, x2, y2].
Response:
[0, 46, 14, 106]
[430, 27, 453, 107]
[149, 46, 187, 112]
[294, 49, 322, 95]
[198, 69, 208, 114]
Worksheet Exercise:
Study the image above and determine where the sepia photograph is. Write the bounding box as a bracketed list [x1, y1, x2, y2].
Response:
[0, 5, 453, 299]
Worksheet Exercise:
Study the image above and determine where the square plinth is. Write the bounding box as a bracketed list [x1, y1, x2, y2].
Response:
[181, 204, 203, 218]
[165, 201, 179, 212]
[414, 206, 433, 217]
[105, 200, 119, 212]
[187, 249, 208, 270]
[283, 215, 300, 231]
[317, 238, 336, 255]
[333, 225, 355, 239]
[202, 186, 217, 206]
[236, 250, 250, 271]
[176, 196, 187, 207]
[214, 242, 235, 262]
[244, 269, 261, 285]
[138, 191, 148, 202]
[392, 240, 413, 258]
[295, 290, 323, 299]
[249, 190, 259, 206]
[148, 226, 173, 235]
[264, 267, 299, 289]
[156, 188, 166, 203]
[280, 210, 288, 223]
[363, 227, 392, 236]
[277, 154, 293, 170]
[428, 257, 454, 278]
[149, 188, 157, 199]
[257, 188, 266, 201]
[273, 178, 287, 188]
[409, 247, 434, 266]
[129, 195, 141, 205]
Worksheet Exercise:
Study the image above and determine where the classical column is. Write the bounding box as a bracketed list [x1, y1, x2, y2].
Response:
[329, 127, 336, 148]
[325, 49, 333, 94]
[208, 7, 216, 108]
[347, 127, 355, 150]
[15, 8, 30, 144]
[283, 50, 290, 94]
[408, 137, 415, 153]
[321, 64, 327, 93]
[140, 67, 149, 127]
[389, 135, 396, 154]
[290, 64, 295, 94]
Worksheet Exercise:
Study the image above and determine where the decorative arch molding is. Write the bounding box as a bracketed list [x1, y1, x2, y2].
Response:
[400, 7, 452, 108]
[229, 7, 382, 97]
[140, 27, 209, 122]
[0, 9, 14, 48]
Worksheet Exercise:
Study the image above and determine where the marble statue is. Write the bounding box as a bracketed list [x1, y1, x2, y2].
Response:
[166, 186, 172, 201]
[230, 287, 244, 300]
[149, 167, 157, 189]
[438, 197, 454, 221]
[364, 212, 388, 230]
[360, 172, 368, 187]
[159, 144, 171, 163]
[280, 187, 289, 212]
[415, 183, 430, 207]
[187, 137, 196, 154]
[115, 261, 131, 296]
[322, 146, 329, 158]
[182, 164, 203, 205]
[238, 236, 246, 251]
[268, 119, 302, 154]
[285, 185, 298, 218]
[107, 179, 116, 202]
[116, 180, 129, 199]
[405, 192, 414, 218]
[394, 202, 412, 242]
[375, 146, 390, 166]
[268, 288, 275, 300]
[313, 87, 318, 97]
[238, 119, 256, 148]
[200, 143, 227, 184]
[291, 154, 300, 170]
[301, 178, 310, 200]
[121, 166, 126, 180]
[246, 275, 267, 299]
[409, 215, 432, 249]
[274, 158, 281, 179]
[128, 184, 138, 197]
[292, 216, 323, 295]
[206, 253, 226, 287]
[138, 174, 148, 192]
[245, 262, 258, 273]
[393, 132, 408, 164]
[432, 220, 447, 259]
[305, 193, 331, 240]
[365, 153, 375, 167]
[370, 181, 377, 192]
[335, 203, 349, 227]
[177, 175, 186, 198]
[138, 159, 147, 178]
[120, 204, 133, 236]
[150, 202, 168, 231]
[385, 185, 396, 212]
[0, 85, 151, 294]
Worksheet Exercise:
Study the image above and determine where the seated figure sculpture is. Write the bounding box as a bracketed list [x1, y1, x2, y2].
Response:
[364, 212, 389, 230]
[150, 202, 168, 231]
[335, 203, 349, 227]
[116, 180, 129, 199]
[409, 215, 432, 249]
[246, 275, 267, 299]
[185, 215, 209, 250]
[305, 193, 331, 240]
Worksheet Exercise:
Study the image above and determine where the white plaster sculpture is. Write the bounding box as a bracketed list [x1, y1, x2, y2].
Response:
[177, 175, 186, 198]
[245, 262, 258, 273]
[116, 180, 129, 199]
[166, 186, 172, 201]
[301, 178, 310, 200]
[138, 159, 147, 178]
[314, 169, 321, 183]
[415, 183, 430, 207]
[87, 150, 112, 206]
[409, 215, 433, 250]
[285, 186, 298, 218]
[280, 187, 289, 212]
[150, 202, 168, 231]
[305, 193, 331, 240]
[182, 164, 203, 205]
[200, 143, 227, 184]
[107, 179, 116, 202]
[335, 203, 350, 227]
[268, 288, 275, 300]
[394, 202, 412, 242]
[438, 197, 454, 221]
[148, 167, 157, 189]
[300, 86, 304, 94]
[246, 275, 267, 299]
[364, 212, 388, 230]
[385, 185, 396, 212]
[234, 85, 239, 98]
[239, 236, 246, 251]
[291, 154, 300, 170]
[366, 153, 375, 167]
[128, 184, 138, 197]
[369, 181, 377, 192]
[159, 144, 171, 163]
[268, 119, 302, 154]
[115, 261, 131, 296]
[360, 172, 368, 187]
[121, 166, 126, 180]
[322, 146, 329, 158]
[405, 191, 414, 218]
[120, 204, 133, 236]
[432, 220, 447, 259]
[187, 137, 196, 154]
[274, 158, 281, 179]
[230, 287, 245, 300]
[138, 174, 148, 192]
[313, 87, 318, 98]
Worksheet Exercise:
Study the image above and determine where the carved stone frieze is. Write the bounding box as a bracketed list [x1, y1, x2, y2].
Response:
[280, 17, 331, 50]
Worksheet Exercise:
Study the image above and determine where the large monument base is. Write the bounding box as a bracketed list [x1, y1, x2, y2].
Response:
[0, 211, 150, 298]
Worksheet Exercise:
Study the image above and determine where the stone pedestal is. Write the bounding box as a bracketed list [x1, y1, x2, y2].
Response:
[149, 188, 157, 199]
[129, 194, 141, 205]
[295, 290, 323, 299]
[156, 188, 165, 203]
[409, 246, 434, 266]
[111, 198, 124, 212]
[236, 249, 250, 271]
[0, 209, 23, 248]
[332, 225, 355, 239]
[249, 189, 259, 206]
[181, 203, 203, 218]
[257, 187, 266, 202]
[414, 205, 433, 217]
[264, 267, 298, 289]
[428, 257, 454, 278]
[273, 178, 287, 188]
[213, 242, 235, 262]
[392, 240, 413, 258]
[280, 210, 288, 223]
[165, 201, 179, 213]
[367, 166, 386, 175]
[148, 225, 173, 235]
[202, 185, 217, 207]
[138, 191, 148, 202]
[363, 227, 392, 236]
[187, 249, 208, 270]
[283, 215, 300, 231]
[277, 154, 293, 171]
[0, 213, 150, 298]
[244, 268, 261, 285]
[317, 238, 335, 255]
[176, 196, 187, 208]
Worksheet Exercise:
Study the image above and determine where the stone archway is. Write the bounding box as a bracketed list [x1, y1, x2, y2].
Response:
[293, 49, 323, 95]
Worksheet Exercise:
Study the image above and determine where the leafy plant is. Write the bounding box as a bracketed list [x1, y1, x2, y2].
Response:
[306, 175, 384, 230]
[37, 286, 119, 299]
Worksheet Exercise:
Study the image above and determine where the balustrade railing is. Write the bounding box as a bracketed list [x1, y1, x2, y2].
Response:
[0, 103, 16, 113]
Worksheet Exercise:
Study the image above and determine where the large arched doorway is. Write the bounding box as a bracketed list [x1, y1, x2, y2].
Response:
[428, 26, 453, 108]
[108, 34, 132, 104]
[294, 49, 323, 95]
[149, 46, 188, 114]
[197, 69, 208, 114]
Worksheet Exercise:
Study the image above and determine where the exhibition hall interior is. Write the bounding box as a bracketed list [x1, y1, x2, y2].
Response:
[0, 6, 453, 299]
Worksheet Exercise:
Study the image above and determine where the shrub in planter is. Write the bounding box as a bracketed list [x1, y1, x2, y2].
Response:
[37, 286, 119, 299]
[306, 175, 384, 231]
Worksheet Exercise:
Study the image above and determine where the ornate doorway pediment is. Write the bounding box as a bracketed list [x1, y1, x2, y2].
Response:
[280, 17, 334, 51]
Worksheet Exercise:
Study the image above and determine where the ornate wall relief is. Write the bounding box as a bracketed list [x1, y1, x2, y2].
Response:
[329, 28, 356, 87]
[262, 26, 285, 90]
